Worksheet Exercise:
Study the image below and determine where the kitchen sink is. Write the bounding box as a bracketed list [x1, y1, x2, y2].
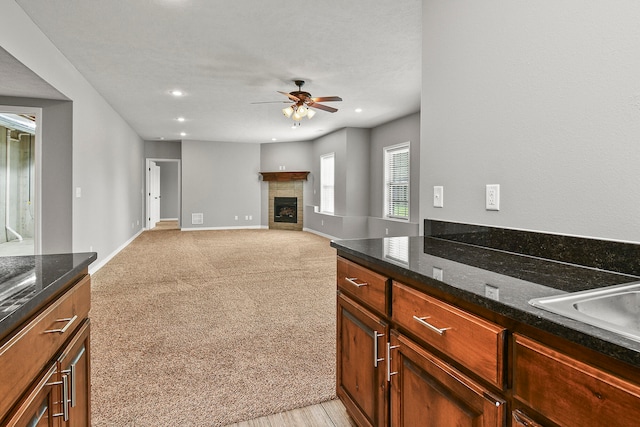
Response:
[529, 281, 640, 343]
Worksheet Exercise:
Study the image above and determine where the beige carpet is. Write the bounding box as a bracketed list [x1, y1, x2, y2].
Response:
[90, 229, 337, 426]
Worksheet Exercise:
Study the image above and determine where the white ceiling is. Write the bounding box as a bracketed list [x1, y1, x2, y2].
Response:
[12, 0, 421, 143]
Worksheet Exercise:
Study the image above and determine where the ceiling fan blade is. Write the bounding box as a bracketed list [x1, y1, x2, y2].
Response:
[311, 96, 342, 103]
[251, 101, 291, 104]
[309, 103, 338, 113]
[278, 91, 300, 102]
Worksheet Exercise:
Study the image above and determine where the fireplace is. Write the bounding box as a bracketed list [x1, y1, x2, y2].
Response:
[274, 197, 298, 223]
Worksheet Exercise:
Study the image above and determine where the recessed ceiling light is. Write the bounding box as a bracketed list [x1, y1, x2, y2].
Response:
[170, 90, 184, 97]
[177, 117, 185, 122]
[271, 138, 277, 141]
[159, 137, 165, 140]
[355, 108, 363, 113]
[180, 132, 186, 137]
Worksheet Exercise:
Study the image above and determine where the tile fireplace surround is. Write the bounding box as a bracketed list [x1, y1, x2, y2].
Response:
[260, 172, 309, 231]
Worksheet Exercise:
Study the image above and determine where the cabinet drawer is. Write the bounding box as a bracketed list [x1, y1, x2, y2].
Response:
[392, 281, 506, 388]
[514, 334, 640, 427]
[337, 257, 388, 314]
[0, 275, 91, 418]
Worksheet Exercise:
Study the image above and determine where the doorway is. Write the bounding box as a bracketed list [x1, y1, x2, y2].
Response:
[145, 158, 181, 230]
[0, 106, 41, 256]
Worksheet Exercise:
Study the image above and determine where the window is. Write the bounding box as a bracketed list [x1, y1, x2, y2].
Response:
[384, 143, 410, 220]
[320, 153, 335, 214]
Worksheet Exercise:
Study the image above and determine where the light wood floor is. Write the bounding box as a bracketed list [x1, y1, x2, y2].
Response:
[225, 399, 356, 427]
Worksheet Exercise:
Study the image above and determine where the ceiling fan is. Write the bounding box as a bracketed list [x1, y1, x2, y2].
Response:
[254, 80, 342, 121]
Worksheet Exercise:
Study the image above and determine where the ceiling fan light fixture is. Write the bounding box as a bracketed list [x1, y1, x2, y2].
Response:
[292, 111, 303, 121]
[297, 106, 308, 117]
[282, 106, 294, 118]
[306, 109, 316, 119]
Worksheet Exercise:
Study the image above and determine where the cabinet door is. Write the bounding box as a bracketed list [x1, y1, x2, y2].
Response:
[511, 410, 545, 427]
[2, 363, 61, 427]
[337, 293, 389, 427]
[389, 332, 505, 427]
[58, 319, 91, 427]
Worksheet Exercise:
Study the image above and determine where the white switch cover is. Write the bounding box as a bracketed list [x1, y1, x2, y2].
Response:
[75, 187, 82, 198]
[432, 267, 444, 281]
[486, 184, 500, 211]
[433, 186, 444, 208]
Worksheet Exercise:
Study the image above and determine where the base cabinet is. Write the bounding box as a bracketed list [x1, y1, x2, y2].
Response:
[389, 332, 505, 427]
[337, 293, 389, 427]
[1, 274, 92, 426]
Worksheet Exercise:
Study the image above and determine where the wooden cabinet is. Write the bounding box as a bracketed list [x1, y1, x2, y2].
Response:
[1, 363, 60, 427]
[1, 274, 92, 426]
[514, 334, 640, 427]
[389, 332, 505, 427]
[337, 257, 507, 427]
[58, 320, 91, 427]
[392, 281, 506, 389]
[337, 293, 389, 427]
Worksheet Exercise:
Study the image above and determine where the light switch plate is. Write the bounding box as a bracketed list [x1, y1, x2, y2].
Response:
[433, 186, 444, 208]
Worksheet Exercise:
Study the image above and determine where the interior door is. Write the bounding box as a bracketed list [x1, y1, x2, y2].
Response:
[148, 162, 161, 228]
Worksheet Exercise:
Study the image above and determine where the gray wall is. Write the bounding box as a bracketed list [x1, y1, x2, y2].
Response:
[369, 113, 420, 220]
[0, 97, 73, 254]
[259, 140, 313, 227]
[182, 140, 261, 229]
[144, 140, 181, 159]
[2, 3, 145, 267]
[420, 0, 640, 243]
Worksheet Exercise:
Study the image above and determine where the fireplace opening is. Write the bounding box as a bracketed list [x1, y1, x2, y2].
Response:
[274, 197, 298, 223]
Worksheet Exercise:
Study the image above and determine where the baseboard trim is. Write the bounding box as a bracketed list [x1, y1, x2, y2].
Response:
[89, 228, 144, 275]
[303, 227, 338, 240]
[181, 225, 263, 231]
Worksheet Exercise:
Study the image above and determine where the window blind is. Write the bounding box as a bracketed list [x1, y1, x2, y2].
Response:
[320, 153, 335, 214]
[385, 144, 409, 219]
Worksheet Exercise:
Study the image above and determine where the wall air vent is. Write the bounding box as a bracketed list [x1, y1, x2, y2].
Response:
[191, 213, 204, 225]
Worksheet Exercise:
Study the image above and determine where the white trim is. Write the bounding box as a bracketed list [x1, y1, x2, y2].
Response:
[145, 158, 181, 229]
[0, 105, 42, 254]
[89, 228, 144, 274]
[160, 218, 179, 221]
[303, 227, 338, 240]
[180, 225, 264, 231]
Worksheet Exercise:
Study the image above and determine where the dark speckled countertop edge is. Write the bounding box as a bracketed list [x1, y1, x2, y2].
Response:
[0, 252, 97, 341]
[331, 238, 640, 367]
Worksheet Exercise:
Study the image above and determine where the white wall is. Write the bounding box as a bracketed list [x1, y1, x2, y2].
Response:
[182, 140, 261, 229]
[421, 0, 640, 243]
[1, 0, 145, 263]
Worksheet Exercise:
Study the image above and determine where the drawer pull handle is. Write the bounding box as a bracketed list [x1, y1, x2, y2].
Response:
[44, 315, 78, 334]
[373, 331, 385, 368]
[345, 277, 368, 288]
[413, 315, 451, 335]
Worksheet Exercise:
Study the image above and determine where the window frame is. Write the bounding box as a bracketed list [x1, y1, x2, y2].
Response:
[320, 152, 335, 214]
[384, 142, 410, 221]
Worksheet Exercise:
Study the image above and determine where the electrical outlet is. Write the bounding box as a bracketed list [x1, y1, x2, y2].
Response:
[249, 215, 252, 220]
[234, 215, 238, 220]
[485, 284, 500, 300]
[433, 186, 443, 208]
[432, 267, 444, 281]
[385, 228, 389, 235]
[486, 184, 500, 211]
[245, 215, 249, 220]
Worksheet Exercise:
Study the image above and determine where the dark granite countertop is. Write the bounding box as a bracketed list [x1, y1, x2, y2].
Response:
[331, 236, 640, 367]
[0, 253, 97, 341]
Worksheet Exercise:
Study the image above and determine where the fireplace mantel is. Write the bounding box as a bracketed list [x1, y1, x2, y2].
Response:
[259, 171, 310, 182]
